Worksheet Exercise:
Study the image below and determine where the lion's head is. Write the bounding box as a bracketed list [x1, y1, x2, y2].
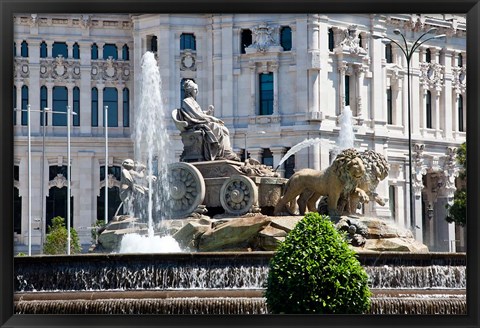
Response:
[359, 150, 390, 190]
[331, 148, 366, 193]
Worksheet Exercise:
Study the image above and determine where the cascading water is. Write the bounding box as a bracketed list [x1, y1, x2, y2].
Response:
[274, 106, 356, 171]
[118, 51, 181, 253]
[330, 105, 355, 162]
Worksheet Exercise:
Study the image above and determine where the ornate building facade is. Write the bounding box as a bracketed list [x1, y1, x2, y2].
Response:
[13, 13, 466, 252]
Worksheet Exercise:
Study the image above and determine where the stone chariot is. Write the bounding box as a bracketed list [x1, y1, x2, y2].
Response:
[169, 109, 287, 219]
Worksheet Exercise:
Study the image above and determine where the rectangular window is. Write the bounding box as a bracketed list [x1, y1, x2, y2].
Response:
[259, 73, 274, 115]
[241, 29, 252, 54]
[344, 75, 350, 106]
[389, 185, 396, 219]
[122, 44, 129, 60]
[458, 95, 464, 132]
[387, 87, 393, 124]
[123, 88, 129, 127]
[53, 86, 68, 126]
[262, 148, 274, 167]
[149, 36, 158, 52]
[328, 28, 334, 52]
[425, 49, 431, 63]
[13, 86, 16, 125]
[73, 87, 80, 126]
[21, 86, 28, 126]
[40, 86, 48, 126]
[385, 43, 393, 63]
[180, 33, 196, 51]
[426, 91, 432, 129]
[103, 87, 118, 127]
[91, 88, 98, 127]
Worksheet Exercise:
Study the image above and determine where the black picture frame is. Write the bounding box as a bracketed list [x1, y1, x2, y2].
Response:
[1, 1, 479, 327]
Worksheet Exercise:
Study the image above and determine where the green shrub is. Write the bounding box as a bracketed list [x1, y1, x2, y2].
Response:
[264, 213, 371, 314]
[43, 216, 82, 255]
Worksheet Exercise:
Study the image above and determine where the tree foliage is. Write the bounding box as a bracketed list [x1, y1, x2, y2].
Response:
[446, 142, 466, 226]
[264, 213, 371, 314]
[43, 216, 82, 255]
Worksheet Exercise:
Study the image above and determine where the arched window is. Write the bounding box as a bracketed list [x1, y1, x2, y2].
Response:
[425, 48, 431, 63]
[259, 73, 274, 115]
[21, 40, 28, 57]
[73, 87, 80, 126]
[389, 185, 396, 219]
[91, 88, 98, 127]
[358, 34, 363, 48]
[52, 86, 68, 126]
[13, 86, 17, 125]
[180, 33, 196, 51]
[123, 88, 129, 127]
[40, 86, 48, 126]
[103, 87, 118, 127]
[426, 90, 432, 128]
[73, 42, 80, 59]
[385, 43, 393, 63]
[328, 28, 334, 51]
[21, 85, 28, 126]
[280, 26, 292, 51]
[13, 42, 16, 57]
[458, 53, 463, 67]
[40, 41, 47, 58]
[458, 95, 464, 132]
[241, 29, 252, 54]
[387, 86, 393, 124]
[98, 165, 123, 220]
[46, 165, 73, 229]
[122, 44, 129, 60]
[52, 42, 68, 58]
[103, 44, 118, 60]
[91, 43, 98, 60]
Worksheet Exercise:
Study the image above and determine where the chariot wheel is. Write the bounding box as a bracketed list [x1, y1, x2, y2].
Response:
[167, 162, 205, 219]
[220, 175, 258, 215]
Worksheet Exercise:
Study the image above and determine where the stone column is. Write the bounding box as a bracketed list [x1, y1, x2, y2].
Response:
[221, 16, 234, 118]
[116, 42, 123, 60]
[76, 151, 96, 245]
[355, 65, 365, 119]
[117, 84, 124, 128]
[412, 144, 426, 242]
[28, 39, 41, 134]
[271, 63, 279, 115]
[97, 83, 104, 127]
[412, 50, 422, 136]
[45, 40, 53, 58]
[66, 83, 75, 120]
[97, 42, 105, 60]
[271, 146, 287, 177]
[66, 41, 73, 59]
[14, 80, 23, 125]
[434, 90, 441, 138]
[249, 147, 263, 163]
[212, 16, 222, 117]
[338, 62, 347, 116]
[45, 82, 54, 129]
[249, 62, 256, 116]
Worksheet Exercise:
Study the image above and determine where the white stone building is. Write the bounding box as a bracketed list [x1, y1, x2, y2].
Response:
[13, 13, 466, 253]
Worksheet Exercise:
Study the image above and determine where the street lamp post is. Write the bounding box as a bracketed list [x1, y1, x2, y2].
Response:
[104, 105, 109, 225]
[373, 28, 445, 232]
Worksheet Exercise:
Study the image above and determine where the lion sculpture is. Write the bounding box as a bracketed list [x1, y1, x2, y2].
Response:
[298, 149, 390, 216]
[274, 148, 369, 217]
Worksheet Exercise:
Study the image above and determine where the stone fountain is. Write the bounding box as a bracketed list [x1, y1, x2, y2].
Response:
[13, 52, 466, 315]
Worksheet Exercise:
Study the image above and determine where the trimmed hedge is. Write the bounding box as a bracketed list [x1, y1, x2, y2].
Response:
[265, 213, 371, 314]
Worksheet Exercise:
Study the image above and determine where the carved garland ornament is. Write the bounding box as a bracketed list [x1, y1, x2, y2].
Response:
[248, 22, 278, 53]
[91, 59, 131, 81]
[451, 66, 466, 94]
[40, 56, 81, 81]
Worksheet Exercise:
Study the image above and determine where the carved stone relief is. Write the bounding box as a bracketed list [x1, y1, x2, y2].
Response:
[40, 56, 81, 82]
[419, 62, 444, 91]
[451, 66, 466, 94]
[91, 58, 131, 81]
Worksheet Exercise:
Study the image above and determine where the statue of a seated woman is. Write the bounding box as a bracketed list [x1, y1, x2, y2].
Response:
[175, 79, 239, 162]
